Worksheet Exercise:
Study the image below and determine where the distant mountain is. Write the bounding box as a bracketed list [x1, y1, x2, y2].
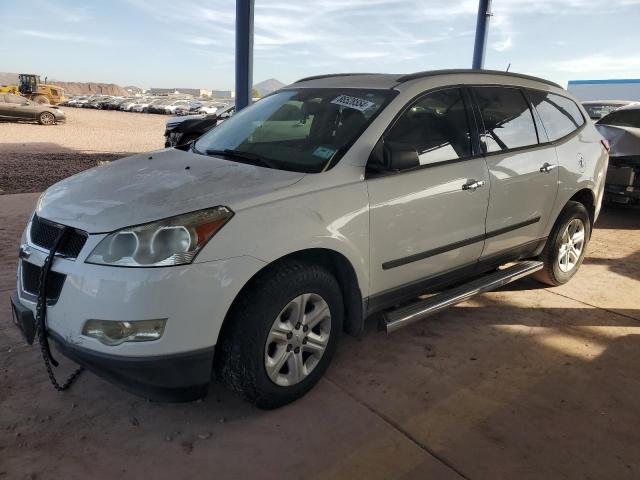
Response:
[254, 78, 285, 96]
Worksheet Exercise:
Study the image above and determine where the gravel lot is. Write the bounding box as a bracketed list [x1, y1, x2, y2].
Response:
[0, 108, 166, 194]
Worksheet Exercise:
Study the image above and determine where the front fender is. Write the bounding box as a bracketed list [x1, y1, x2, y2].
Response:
[196, 181, 370, 297]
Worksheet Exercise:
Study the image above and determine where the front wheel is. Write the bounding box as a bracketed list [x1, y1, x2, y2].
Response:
[535, 201, 591, 286]
[38, 112, 56, 125]
[217, 261, 343, 409]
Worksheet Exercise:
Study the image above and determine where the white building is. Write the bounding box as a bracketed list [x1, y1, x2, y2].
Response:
[567, 79, 640, 101]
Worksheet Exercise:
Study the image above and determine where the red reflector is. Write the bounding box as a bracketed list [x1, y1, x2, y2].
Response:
[601, 139, 611, 152]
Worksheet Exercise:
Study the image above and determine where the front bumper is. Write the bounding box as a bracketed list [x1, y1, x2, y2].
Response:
[49, 329, 214, 401]
[605, 156, 640, 204]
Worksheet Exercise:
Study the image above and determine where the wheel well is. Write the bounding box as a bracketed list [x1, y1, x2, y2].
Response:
[222, 249, 364, 340]
[569, 189, 595, 227]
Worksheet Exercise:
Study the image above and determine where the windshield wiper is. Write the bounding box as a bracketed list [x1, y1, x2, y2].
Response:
[204, 149, 276, 168]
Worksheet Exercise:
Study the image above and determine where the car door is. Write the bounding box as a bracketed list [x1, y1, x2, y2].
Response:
[472, 86, 559, 260]
[367, 87, 490, 300]
[0, 95, 10, 118]
[5, 94, 36, 120]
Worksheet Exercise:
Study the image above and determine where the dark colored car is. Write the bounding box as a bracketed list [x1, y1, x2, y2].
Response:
[0, 93, 66, 124]
[596, 103, 640, 204]
[164, 106, 234, 147]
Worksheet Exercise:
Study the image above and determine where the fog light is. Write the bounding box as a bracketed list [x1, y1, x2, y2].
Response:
[82, 319, 167, 346]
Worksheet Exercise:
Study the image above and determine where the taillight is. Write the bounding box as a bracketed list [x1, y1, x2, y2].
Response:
[601, 139, 611, 152]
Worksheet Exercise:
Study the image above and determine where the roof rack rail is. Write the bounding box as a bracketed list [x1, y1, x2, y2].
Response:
[293, 73, 378, 83]
[396, 69, 562, 89]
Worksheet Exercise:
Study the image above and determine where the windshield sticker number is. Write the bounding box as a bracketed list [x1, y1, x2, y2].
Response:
[331, 94, 375, 112]
[313, 146, 336, 160]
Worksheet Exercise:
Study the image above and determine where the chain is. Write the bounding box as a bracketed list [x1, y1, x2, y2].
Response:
[35, 227, 84, 391]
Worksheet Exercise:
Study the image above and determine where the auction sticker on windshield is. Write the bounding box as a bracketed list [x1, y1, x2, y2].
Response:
[331, 94, 376, 112]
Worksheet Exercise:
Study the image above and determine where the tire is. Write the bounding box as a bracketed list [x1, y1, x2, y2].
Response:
[535, 201, 591, 286]
[33, 95, 49, 105]
[217, 260, 344, 409]
[38, 112, 56, 125]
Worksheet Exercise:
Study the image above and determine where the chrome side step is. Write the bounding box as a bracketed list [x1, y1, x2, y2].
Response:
[383, 260, 543, 333]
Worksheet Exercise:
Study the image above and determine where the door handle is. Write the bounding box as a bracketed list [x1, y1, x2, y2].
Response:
[462, 179, 486, 191]
[539, 162, 557, 173]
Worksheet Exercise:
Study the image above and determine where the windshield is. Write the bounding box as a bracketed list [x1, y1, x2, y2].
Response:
[193, 88, 393, 173]
[597, 108, 640, 128]
[583, 103, 624, 119]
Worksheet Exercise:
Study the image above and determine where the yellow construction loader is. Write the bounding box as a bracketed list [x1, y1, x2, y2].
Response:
[0, 74, 66, 105]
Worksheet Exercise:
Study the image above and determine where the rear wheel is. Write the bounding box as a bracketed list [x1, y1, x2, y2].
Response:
[217, 260, 343, 409]
[38, 112, 56, 125]
[535, 201, 591, 286]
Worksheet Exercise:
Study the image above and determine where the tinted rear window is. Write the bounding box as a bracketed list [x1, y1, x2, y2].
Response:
[529, 91, 585, 141]
[597, 109, 640, 128]
[473, 87, 538, 152]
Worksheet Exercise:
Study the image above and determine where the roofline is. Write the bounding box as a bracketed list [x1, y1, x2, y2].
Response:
[292, 69, 562, 90]
[396, 69, 562, 89]
[293, 73, 378, 83]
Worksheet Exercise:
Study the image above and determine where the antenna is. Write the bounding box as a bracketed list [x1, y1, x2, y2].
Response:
[506, 63, 511, 72]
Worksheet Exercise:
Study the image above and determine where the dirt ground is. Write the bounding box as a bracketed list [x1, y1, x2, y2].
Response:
[0, 190, 639, 479]
[0, 109, 166, 194]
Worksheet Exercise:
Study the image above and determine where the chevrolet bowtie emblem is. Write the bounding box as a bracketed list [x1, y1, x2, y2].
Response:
[18, 245, 31, 259]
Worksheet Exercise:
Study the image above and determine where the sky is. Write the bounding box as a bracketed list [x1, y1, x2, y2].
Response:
[1, 0, 639, 90]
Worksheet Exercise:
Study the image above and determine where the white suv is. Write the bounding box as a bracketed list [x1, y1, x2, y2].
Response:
[11, 70, 608, 408]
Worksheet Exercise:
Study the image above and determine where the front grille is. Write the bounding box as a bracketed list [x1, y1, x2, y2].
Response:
[30, 215, 88, 258]
[21, 261, 66, 304]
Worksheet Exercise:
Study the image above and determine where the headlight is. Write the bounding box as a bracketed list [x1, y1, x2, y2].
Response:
[82, 319, 167, 346]
[86, 206, 233, 267]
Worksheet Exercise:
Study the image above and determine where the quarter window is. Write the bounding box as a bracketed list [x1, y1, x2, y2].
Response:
[528, 90, 585, 141]
[474, 87, 538, 152]
[385, 88, 472, 166]
[6, 94, 26, 104]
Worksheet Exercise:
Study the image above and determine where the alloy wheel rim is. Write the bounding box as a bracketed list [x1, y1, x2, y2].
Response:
[558, 218, 585, 273]
[264, 293, 331, 387]
[41, 113, 54, 124]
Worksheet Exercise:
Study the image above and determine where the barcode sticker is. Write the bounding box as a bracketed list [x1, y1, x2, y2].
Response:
[330, 94, 375, 112]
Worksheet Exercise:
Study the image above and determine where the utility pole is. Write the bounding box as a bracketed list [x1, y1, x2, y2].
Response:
[472, 0, 492, 69]
[235, 0, 254, 111]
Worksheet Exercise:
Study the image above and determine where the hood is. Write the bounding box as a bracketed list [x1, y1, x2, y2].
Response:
[595, 124, 640, 157]
[166, 114, 218, 133]
[36, 148, 305, 233]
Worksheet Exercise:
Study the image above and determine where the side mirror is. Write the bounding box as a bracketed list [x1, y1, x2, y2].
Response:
[368, 140, 420, 173]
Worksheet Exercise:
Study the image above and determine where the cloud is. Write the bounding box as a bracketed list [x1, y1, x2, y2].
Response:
[18, 30, 112, 45]
[548, 54, 640, 73]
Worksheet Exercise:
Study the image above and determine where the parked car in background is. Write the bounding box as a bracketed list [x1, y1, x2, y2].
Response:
[120, 98, 141, 111]
[164, 100, 191, 115]
[582, 100, 634, 120]
[12, 70, 607, 409]
[596, 103, 640, 204]
[147, 99, 174, 114]
[197, 102, 227, 115]
[164, 106, 234, 146]
[0, 93, 65, 124]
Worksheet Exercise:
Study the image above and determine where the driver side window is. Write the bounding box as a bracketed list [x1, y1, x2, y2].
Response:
[385, 88, 472, 167]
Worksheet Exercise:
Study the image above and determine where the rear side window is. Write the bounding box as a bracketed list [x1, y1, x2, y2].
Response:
[473, 87, 538, 153]
[528, 90, 585, 141]
[385, 88, 472, 166]
[6, 94, 25, 104]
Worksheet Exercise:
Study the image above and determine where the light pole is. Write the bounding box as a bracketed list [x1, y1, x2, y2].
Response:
[235, 0, 254, 111]
[472, 0, 492, 69]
